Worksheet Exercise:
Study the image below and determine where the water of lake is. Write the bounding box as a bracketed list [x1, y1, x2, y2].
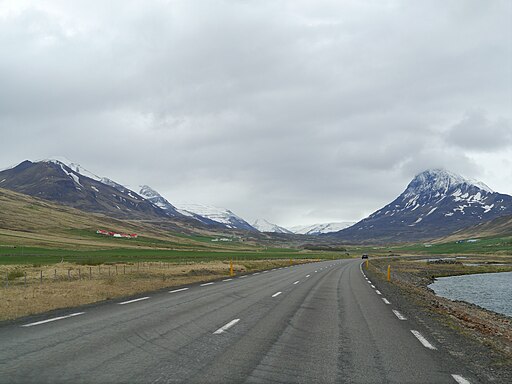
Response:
[428, 272, 512, 317]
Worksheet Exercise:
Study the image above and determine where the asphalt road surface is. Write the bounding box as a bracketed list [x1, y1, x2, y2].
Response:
[0, 260, 476, 383]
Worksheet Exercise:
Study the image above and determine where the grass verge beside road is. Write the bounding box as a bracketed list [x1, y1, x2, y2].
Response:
[0, 258, 320, 321]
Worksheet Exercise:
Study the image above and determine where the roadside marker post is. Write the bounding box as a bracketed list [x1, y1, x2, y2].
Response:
[230, 260, 234, 277]
[387, 265, 391, 281]
[365, 259, 369, 269]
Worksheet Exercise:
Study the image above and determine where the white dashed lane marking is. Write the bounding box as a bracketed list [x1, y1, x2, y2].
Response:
[200, 282, 214, 287]
[392, 310, 407, 320]
[169, 288, 189, 293]
[293, 281, 300, 285]
[213, 319, 240, 334]
[451, 374, 471, 384]
[21, 312, 85, 327]
[382, 298, 391, 305]
[222, 279, 233, 282]
[272, 292, 282, 298]
[306, 275, 311, 278]
[119, 297, 150, 305]
[375, 290, 382, 295]
[410, 330, 437, 350]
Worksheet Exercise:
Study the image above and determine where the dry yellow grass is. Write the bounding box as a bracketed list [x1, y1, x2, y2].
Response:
[0, 259, 314, 321]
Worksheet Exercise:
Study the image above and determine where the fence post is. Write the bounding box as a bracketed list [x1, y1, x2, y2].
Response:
[115, 265, 118, 275]
[24, 272, 27, 287]
[124, 265, 126, 274]
[79, 268, 81, 280]
[54, 269, 57, 280]
[68, 269, 71, 280]
[5, 271, 8, 288]
[108, 267, 111, 277]
[40, 270, 43, 284]
[89, 267, 92, 279]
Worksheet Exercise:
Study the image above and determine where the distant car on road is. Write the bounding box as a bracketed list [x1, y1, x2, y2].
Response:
[361, 254, 368, 259]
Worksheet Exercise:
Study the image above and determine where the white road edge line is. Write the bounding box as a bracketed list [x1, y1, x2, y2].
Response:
[272, 291, 282, 298]
[213, 318, 240, 334]
[410, 330, 437, 350]
[169, 288, 189, 293]
[119, 297, 150, 305]
[200, 282, 214, 286]
[293, 281, 300, 285]
[382, 298, 391, 305]
[21, 312, 85, 327]
[392, 310, 407, 320]
[451, 374, 471, 384]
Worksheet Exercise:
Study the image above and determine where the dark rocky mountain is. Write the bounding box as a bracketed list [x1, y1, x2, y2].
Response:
[331, 169, 512, 243]
[0, 160, 173, 220]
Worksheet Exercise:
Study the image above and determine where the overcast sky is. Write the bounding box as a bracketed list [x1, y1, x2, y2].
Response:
[1, 0, 511, 227]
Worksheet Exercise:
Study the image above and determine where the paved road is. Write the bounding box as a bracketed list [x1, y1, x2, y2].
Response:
[0, 260, 475, 383]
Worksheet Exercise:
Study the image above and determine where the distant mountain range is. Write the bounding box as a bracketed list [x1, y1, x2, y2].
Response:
[0, 159, 255, 232]
[1, 160, 510, 242]
[331, 169, 512, 243]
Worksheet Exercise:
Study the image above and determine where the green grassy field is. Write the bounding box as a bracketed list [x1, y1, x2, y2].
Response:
[345, 235, 512, 256]
[0, 245, 345, 265]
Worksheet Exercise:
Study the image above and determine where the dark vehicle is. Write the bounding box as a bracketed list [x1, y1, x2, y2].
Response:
[361, 254, 368, 259]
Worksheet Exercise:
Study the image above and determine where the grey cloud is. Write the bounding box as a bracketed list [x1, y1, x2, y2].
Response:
[446, 111, 512, 151]
[1, 0, 511, 227]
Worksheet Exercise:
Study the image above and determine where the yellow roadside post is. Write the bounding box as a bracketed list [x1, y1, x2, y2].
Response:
[387, 265, 391, 281]
[365, 259, 369, 269]
[230, 260, 234, 277]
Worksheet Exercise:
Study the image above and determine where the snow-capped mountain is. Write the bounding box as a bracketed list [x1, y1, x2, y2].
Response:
[331, 169, 512, 242]
[138, 185, 182, 217]
[252, 219, 292, 234]
[290, 222, 355, 235]
[175, 203, 256, 231]
[0, 159, 168, 220]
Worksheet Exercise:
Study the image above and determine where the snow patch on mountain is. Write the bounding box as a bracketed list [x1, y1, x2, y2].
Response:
[252, 219, 292, 234]
[175, 203, 255, 231]
[290, 222, 355, 235]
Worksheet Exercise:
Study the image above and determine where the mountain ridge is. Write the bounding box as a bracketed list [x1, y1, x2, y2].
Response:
[330, 169, 512, 243]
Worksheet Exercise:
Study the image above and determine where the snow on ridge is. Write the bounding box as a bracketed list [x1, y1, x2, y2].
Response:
[290, 222, 355, 235]
[174, 203, 245, 226]
[252, 219, 292, 234]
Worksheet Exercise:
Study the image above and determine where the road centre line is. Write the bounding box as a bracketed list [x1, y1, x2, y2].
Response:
[293, 281, 300, 285]
[222, 279, 233, 282]
[375, 290, 382, 295]
[411, 330, 437, 350]
[371, 285, 376, 289]
[200, 282, 214, 286]
[21, 312, 85, 327]
[263, 271, 269, 273]
[169, 288, 189, 293]
[239, 276, 247, 279]
[119, 297, 149, 305]
[306, 274, 310, 277]
[367, 281, 372, 284]
[272, 292, 282, 298]
[392, 310, 407, 320]
[253, 272, 260, 275]
[382, 298, 391, 305]
[213, 318, 240, 334]
[451, 374, 471, 384]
